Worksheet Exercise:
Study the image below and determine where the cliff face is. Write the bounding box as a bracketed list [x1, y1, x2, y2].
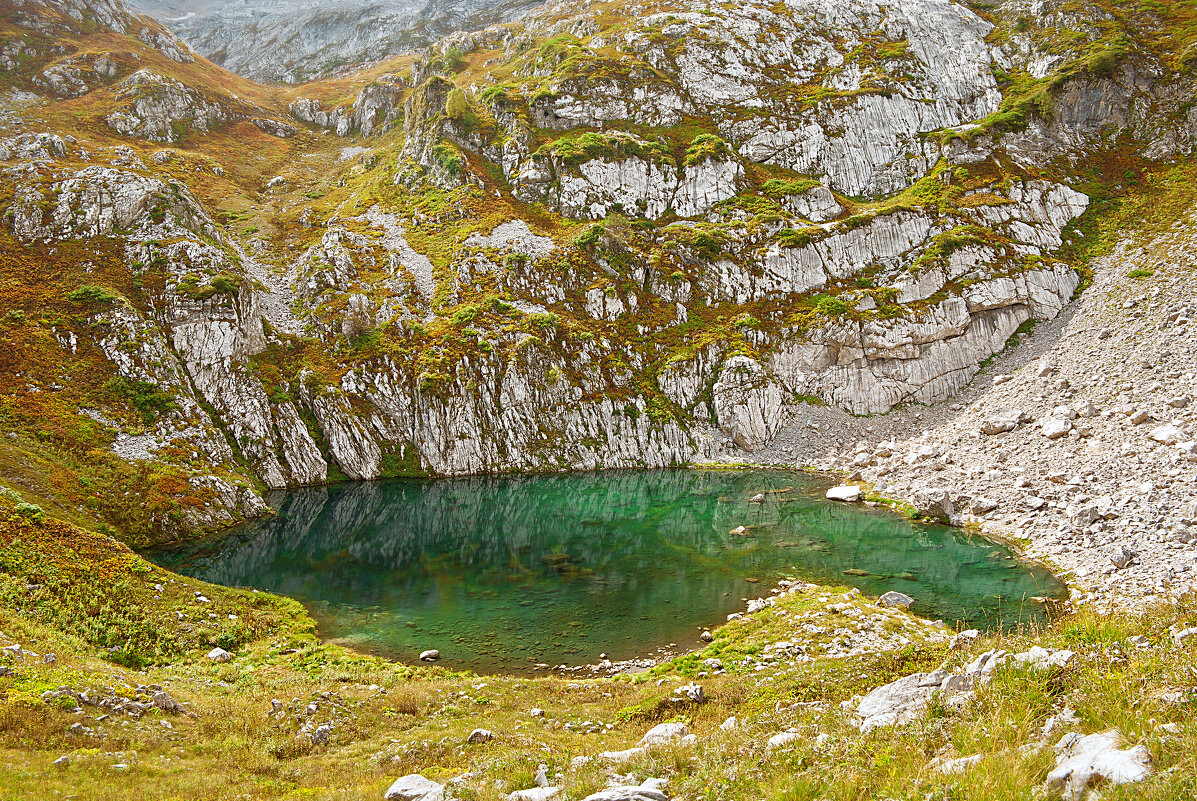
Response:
[0, 0, 1194, 542]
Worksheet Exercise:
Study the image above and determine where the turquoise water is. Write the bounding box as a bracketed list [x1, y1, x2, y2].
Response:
[145, 469, 1064, 672]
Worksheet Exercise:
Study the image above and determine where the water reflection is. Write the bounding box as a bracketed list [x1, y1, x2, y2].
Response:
[146, 469, 1064, 672]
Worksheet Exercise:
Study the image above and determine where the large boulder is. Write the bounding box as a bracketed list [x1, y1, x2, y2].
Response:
[385, 775, 444, 801]
[1045, 730, 1151, 800]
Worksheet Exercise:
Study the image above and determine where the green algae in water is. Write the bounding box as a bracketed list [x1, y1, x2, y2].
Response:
[145, 469, 1064, 672]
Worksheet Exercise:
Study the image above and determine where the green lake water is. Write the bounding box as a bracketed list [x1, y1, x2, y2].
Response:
[145, 469, 1065, 672]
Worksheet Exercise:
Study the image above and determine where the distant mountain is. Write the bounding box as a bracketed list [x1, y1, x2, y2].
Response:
[126, 0, 542, 82]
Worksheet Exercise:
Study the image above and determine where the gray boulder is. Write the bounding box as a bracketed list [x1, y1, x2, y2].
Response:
[878, 591, 915, 610]
[384, 775, 445, 801]
[981, 408, 1030, 435]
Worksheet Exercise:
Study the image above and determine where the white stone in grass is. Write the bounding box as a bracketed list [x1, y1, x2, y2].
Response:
[637, 721, 688, 748]
[936, 754, 981, 775]
[384, 774, 445, 801]
[466, 728, 494, 743]
[767, 730, 802, 749]
[580, 778, 669, 801]
[1045, 730, 1151, 800]
[418, 649, 440, 661]
[508, 788, 560, 801]
[206, 647, 231, 663]
[310, 724, 332, 745]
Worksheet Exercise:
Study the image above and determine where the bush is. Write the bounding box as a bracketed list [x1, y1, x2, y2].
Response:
[103, 376, 177, 422]
[431, 144, 463, 177]
[683, 133, 729, 166]
[445, 88, 468, 120]
[813, 294, 851, 317]
[574, 224, 603, 248]
[760, 178, 820, 197]
[67, 285, 116, 305]
[14, 502, 44, 523]
[441, 46, 465, 72]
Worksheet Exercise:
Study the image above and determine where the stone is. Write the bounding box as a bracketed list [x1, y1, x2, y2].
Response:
[580, 779, 669, 801]
[1110, 546, 1136, 569]
[720, 716, 738, 730]
[936, 755, 981, 775]
[1172, 627, 1197, 645]
[964, 649, 1007, 677]
[878, 591, 915, 610]
[508, 789, 560, 801]
[950, 629, 981, 650]
[729, 526, 750, 536]
[1129, 409, 1152, 425]
[530, 708, 545, 718]
[385, 774, 445, 801]
[1045, 730, 1151, 800]
[673, 683, 705, 703]
[418, 650, 440, 661]
[1042, 417, 1072, 440]
[206, 647, 232, 663]
[981, 409, 1029, 435]
[971, 497, 999, 515]
[311, 724, 332, 745]
[1011, 646, 1075, 669]
[749, 493, 767, 503]
[855, 673, 937, 731]
[638, 721, 689, 749]
[826, 485, 862, 502]
[152, 690, 184, 714]
[467, 728, 494, 744]
[911, 488, 954, 520]
[767, 730, 802, 749]
[52, 755, 69, 767]
[1149, 424, 1186, 445]
[700, 630, 713, 642]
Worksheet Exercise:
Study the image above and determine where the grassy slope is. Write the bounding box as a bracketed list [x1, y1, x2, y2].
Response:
[1, 510, 1197, 801]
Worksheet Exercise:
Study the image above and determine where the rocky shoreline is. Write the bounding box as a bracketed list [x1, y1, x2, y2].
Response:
[740, 210, 1197, 612]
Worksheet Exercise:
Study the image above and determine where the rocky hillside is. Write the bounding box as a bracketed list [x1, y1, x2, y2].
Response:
[1, 0, 1196, 547]
[126, 0, 545, 83]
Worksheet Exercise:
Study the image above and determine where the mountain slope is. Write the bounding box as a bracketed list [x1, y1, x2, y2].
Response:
[126, 0, 545, 83]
